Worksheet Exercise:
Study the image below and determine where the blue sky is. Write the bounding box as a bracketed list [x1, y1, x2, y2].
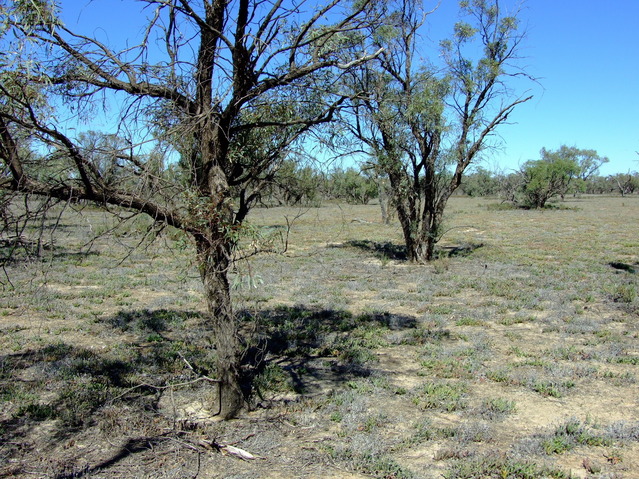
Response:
[60, 0, 637, 175]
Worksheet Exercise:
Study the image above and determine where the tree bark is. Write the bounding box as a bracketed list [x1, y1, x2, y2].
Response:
[196, 236, 244, 419]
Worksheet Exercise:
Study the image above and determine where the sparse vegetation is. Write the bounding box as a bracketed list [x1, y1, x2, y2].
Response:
[1, 196, 638, 478]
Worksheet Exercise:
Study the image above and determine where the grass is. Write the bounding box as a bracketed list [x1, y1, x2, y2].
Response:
[1, 196, 639, 478]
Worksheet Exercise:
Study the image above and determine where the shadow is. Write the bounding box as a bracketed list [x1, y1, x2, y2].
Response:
[106, 309, 202, 334]
[52, 437, 169, 479]
[0, 342, 151, 470]
[340, 240, 407, 260]
[342, 239, 484, 260]
[240, 305, 418, 400]
[609, 261, 638, 274]
[439, 242, 485, 258]
[0, 237, 100, 266]
[1, 305, 418, 475]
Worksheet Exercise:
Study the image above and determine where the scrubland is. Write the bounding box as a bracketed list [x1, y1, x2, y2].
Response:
[1, 196, 638, 478]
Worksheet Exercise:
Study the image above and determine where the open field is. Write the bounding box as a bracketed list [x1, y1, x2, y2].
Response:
[1, 196, 638, 478]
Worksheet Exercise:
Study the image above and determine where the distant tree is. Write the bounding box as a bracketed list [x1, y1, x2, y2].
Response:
[496, 171, 525, 203]
[584, 175, 613, 195]
[519, 148, 579, 208]
[265, 160, 323, 206]
[609, 172, 639, 197]
[462, 166, 500, 197]
[549, 146, 609, 195]
[328, 167, 378, 204]
[0, 0, 379, 418]
[340, 0, 532, 261]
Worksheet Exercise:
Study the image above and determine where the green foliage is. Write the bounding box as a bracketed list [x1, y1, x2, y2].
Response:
[2, 0, 60, 33]
[414, 382, 467, 411]
[254, 363, 295, 394]
[542, 418, 613, 455]
[462, 167, 500, 196]
[445, 454, 570, 479]
[327, 167, 378, 204]
[520, 147, 580, 208]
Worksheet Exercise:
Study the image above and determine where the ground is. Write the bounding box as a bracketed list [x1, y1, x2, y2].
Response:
[1, 196, 638, 478]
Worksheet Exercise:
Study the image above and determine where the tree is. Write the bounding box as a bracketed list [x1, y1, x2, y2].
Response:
[328, 167, 378, 204]
[462, 166, 500, 197]
[0, 0, 380, 418]
[263, 160, 324, 206]
[341, 0, 531, 261]
[549, 145, 608, 195]
[519, 148, 579, 208]
[609, 171, 639, 197]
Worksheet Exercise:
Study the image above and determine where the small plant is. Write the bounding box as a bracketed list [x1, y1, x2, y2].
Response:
[444, 453, 570, 479]
[253, 363, 294, 395]
[455, 317, 485, 326]
[414, 382, 467, 412]
[612, 283, 637, 303]
[480, 397, 517, 419]
[486, 368, 512, 384]
[541, 418, 613, 455]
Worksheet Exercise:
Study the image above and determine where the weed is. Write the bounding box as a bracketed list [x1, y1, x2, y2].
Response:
[611, 283, 637, 303]
[486, 368, 512, 383]
[455, 317, 485, 326]
[413, 382, 467, 411]
[445, 453, 570, 478]
[254, 363, 294, 395]
[541, 418, 613, 455]
[479, 397, 517, 419]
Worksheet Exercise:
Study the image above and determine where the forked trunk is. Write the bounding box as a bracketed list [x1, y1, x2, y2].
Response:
[196, 237, 244, 419]
[401, 208, 439, 263]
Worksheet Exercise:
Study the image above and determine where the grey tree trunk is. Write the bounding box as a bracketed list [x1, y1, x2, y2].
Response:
[196, 237, 244, 419]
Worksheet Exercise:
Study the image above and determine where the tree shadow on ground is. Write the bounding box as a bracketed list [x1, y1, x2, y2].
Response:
[240, 305, 419, 400]
[1, 306, 419, 477]
[342, 239, 484, 261]
[339, 240, 408, 260]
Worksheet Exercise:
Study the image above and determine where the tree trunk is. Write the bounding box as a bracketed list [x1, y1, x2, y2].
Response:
[196, 236, 244, 419]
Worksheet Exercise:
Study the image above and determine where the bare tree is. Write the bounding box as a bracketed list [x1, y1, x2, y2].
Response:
[0, 0, 380, 418]
[342, 0, 532, 261]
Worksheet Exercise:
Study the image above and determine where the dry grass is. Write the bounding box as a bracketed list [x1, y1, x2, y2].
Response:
[1, 195, 638, 478]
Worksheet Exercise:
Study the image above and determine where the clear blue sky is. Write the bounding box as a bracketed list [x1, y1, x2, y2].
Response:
[60, 0, 638, 176]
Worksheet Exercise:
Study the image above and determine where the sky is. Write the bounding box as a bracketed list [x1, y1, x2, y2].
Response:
[57, 0, 638, 176]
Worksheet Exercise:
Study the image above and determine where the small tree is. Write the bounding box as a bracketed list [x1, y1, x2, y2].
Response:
[519, 148, 579, 208]
[328, 167, 378, 204]
[462, 166, 500, 197]
[609, 172, 639, 197]
[550, 145, 609, 196]
[341, 0, 531, 261]
[0, 0, 379, 418]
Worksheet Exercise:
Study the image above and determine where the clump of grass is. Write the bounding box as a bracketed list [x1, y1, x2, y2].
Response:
[413, 381, 467, 412]
[444, 453, 570, 479]
[485, 368, 512, 384]
[531, 380, 574, 398]
[479, 397, 517, 420]
[324, 432, 415, 479]
[253, 363, 295, 396]
[455, 317, 485, 326]
[541, 418, 613, 455]
[611, 283, 637, 303]
[404, 325, 452, 345]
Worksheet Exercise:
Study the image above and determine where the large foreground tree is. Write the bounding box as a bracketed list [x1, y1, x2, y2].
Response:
[343, 0, 532, 261]
[0, 0, 380, 418]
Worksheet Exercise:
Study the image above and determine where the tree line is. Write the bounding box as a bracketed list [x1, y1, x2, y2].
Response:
[261, 145, 636, 209]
